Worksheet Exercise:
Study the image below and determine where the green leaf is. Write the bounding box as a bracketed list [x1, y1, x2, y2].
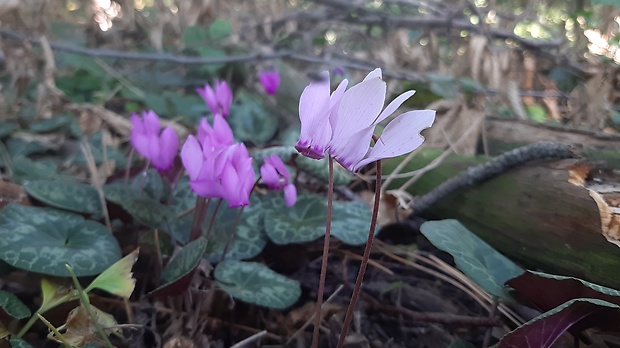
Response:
[297, 156, 351, 185]
[0, 290, 30, 319]
[29, 115, 71, 133]
[331, 201, 378, 245]
[592, 0, 620, 7]
[164, 185, 267, 261]
[215, 261, 301, 309]
[0, 121, 18, 139]
[161, 237, 208, 285]
[85, 248, 139, 298]
[104, 182, 170, 228]
[130, 169, 167, 202]
[228, 94, 277, 146]
[428, 74, 458, 99]
[6, 137, 50, 157]
[207, 19, 233, 40]
[420, 219, 524, 300]
[10, 157, 59, 184]
[73, 131, 127, 168]
[182, 25, 210, 47]
[263, 193, 328, 244]
[0, 204, 121, 276]
[526, 104, 547, 123]
[195, 47, 227, 74]
[9, 337, 34, 348]
[24, 180, 102, 215]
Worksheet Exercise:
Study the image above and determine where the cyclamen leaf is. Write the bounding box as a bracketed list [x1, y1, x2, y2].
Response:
[0, 290, 30, 319]
[24, 180, 102, 215]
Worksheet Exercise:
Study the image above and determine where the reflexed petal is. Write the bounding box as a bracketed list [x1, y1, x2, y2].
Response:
[284, 184, 297, 207]
[266, 154, 290, 183]
[332, 126, 374, 172]
[353, 110, 436, 171]
[197, 84, 218, 115]
[374, 90, 416, 125]
[362, 68, 382, 82]
[157, 126, 179, 170]
[130, 114, 144, 134]
[216, 81, 233, 116]
[197, 117, 213, 143]
[212, 114, 234, 146]
[131, 133, 150, 159]
[143, 110, 161, 134]
[146, 135, 160, 165]
[260, 163, 280, 189]
[190, 178, 223, 198]
[259, 71, 280, 95]
[330, 76, 386, 144]
[181, 135, 204, 180]
[296, 72, 332, 158]
[221, 163, 241, 207]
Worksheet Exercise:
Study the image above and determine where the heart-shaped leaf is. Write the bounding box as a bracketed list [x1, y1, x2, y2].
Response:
[507, 271, 620, 311]
[104, 182, 170, 228]
[30, 115, 71, 133]
[130, 169, 167, 202]
[0, 290, 30, 319]
[331, 200, 378, 245]
[420, 219, 524, 300]
[263, 193, 327, 244]
[296, 156, 351, 186]
[228, 93, 278, 146]
[10, 157, 59, 184]
[149, 237, 208, 297]
[24, 180, 102, 215]
[0, 204, 120, 276]
[498, 298, 620, 348]
[215, 260, 301, 309]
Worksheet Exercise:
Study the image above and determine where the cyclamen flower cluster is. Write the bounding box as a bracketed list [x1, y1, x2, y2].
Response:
[129, 79, 296, 208]
[181, 114, 255, 208]
[197, 80, 233, 117]
[130, 110, 179, 171]
[296, 68, 435, 172]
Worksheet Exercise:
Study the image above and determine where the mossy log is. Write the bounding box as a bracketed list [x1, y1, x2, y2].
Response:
[384, 148, 620, 290]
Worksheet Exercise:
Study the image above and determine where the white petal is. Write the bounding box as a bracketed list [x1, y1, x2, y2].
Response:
[374, 90, 416, 125]
[330, 77, 386, 145]
[353, 110, 435, 171]
[332, 126, 374, 172]
[362, 68, 382, 81]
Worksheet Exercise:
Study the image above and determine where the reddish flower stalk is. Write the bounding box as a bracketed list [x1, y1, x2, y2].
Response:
[337, 159, 382, 347]
[312, 155, 334, 348]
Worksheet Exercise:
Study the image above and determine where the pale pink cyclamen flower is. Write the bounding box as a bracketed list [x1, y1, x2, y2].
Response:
[181, 116, 254, 207]
[295, 68, 435, 172]
[260, 154, 297, 207]
[130, 110, 179, 171]
[258, 70, 280, 95]
[196, 80, 233, 117]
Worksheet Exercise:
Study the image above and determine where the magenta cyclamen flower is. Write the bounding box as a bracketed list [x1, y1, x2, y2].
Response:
[181, 116, 254, 207]
[259, 70, 280, 95]
[196, 80, 233, 117]
[260, 154, 297, 207]
[296, 68, 435, 172]
[130, 110, 179, 171]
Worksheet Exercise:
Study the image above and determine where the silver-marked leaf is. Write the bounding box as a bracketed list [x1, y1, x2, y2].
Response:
[331, 201, 378, 245]
[130, 169, 167, 202]
[420, 219, 524, 301]
[215, 261, 301, 309]
[0, 290, 30, 319]
[228, 93, 278, 146]
[10, 157, 60, 184]
[160, 237, 208, 285]
[263, 193, 327, 244]
[0, 121, 18, 139]
[297, 156, 351, 186]
[104, 182, 170, 228]
[0, 204, 120, 276]
[10, 337, 34, 348]
[24, 180, 102, 215]
[165, 190, 268, 261]
[251, 146, 296, 164]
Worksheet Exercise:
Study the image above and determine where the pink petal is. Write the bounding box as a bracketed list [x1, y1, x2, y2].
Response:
[197, 84, 219, 115]
[190, 178, 224, 198]
[260, 162, 280, 189]
[197, 117, 213, 144]
[156, 126, 179, 170]
[328, 77, 385, 158]
[131, 133, 150, 159]
[266, 154, 290, 183]
[354, 110, 435, 171]
[143, 110, 161, 134]
[284, 184, 297, 207]
[374, 90, 416, 125]
[216, 81, 233, 116]
[212, 114, 234, 147]
[181, 135, 204, 180]
[259, 71, 280, 95]
[130, 114, 145, 134]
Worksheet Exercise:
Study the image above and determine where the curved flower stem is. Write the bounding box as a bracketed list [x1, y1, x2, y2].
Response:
[221, 206, 245, 262]
[337, 159, 382, 348]
[311, 155, 334, 348]
[189, 197, 208, 242]
[124, 148, 135, 184]
[205, 199, 223, 240]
